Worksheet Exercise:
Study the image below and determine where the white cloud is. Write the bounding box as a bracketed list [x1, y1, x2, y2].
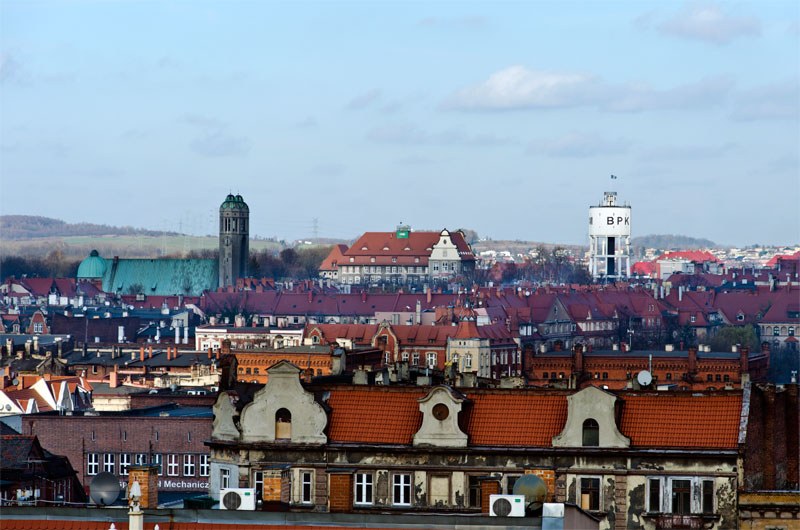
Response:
[658, 2, 761, 44]
[731, 79, 800, 121]
[640, 142, 736, 160]
[527, 132, 630, 158]
[444, 66, 598, 110]
[445, 66, 733, 112]
[346, 88, 382, 110]
[367, 123, 512, 147]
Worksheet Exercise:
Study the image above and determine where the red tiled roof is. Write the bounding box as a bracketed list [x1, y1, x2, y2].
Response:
[619, 393, 742, 449]
[319, 244, 349, 271]
[631, 261, 657, 276]
[766, 250, 800, 267]
[656, 250, 718, 263]
[466, 393, 568, 446]
[341, 230, 474, 266]
[327, 387, 425, 444]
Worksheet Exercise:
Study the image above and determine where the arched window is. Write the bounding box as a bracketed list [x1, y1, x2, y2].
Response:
[582, 418, 599, 447]
[275, 408, 292, 440]
[451, 353, 459, 366]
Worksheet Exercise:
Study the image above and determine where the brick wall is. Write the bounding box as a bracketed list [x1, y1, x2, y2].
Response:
[479, 479, 500, 514]
[328, 472, 353, 513]
[21, 414, 212, 492]
[524, 468, 555, 502]
[262, 471, 281, 502]
[128, 465, 158, 509]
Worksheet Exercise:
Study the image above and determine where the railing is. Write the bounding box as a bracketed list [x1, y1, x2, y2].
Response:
[653, 514, 710, 529]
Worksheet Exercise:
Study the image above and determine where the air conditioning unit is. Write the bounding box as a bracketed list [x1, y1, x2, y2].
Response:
[489, 494, 525, 517]
[220, 488, 256, 510]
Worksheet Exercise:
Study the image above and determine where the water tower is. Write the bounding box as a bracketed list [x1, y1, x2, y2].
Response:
[588, 191, 631, 281]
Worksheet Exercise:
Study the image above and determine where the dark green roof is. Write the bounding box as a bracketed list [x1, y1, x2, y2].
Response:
[77, 250, 108, 278]
[220, 193, 249, 211]
[98, 258, 218, 296]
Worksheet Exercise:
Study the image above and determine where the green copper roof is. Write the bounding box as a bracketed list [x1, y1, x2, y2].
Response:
[220, 193, 249, 211]
[77, 250, 108, 278]
[98, 258, 218, 296]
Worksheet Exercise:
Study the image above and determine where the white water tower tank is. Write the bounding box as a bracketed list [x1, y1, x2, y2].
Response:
[589, 191, 632, 281]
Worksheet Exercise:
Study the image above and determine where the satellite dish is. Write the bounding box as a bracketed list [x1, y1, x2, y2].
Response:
[89, 472, 120, 506]
[637, 370, 653, 387]
[513, 473, 548, 512]
[11, 378, 19, 386]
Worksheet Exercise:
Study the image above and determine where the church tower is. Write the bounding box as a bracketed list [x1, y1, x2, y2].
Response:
[219, 193, 249, 288]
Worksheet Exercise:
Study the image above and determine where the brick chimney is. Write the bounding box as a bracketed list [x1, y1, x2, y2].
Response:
[140, 346, 145, 362]
[128, 465, 159, 509]
[688, 346, 697, 374]
[109, 369, 118, 389]
[480, 478, 501, 514]
[573, 343, 584, 373]
[740, 346, 749, 375]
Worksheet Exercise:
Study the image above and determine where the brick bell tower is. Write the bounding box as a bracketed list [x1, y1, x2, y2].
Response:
[219, 193, 249, 288]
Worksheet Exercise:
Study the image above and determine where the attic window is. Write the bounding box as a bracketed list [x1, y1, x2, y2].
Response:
[370, 257, 376, 263]
[737, 313, 744, 322]
[582, 419, 599, 447]
[392, 257, 397, 263]
[361, 246, 368, 251]
[383, 246, 389, 251]
[404, 247, 411, 251]
[349, 257, 354, 263]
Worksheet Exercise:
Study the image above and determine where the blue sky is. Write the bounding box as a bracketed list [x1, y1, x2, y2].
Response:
[1, 1, 798, 246]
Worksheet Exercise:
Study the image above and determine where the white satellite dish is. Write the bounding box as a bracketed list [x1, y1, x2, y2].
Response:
[637, 370, 652, 387]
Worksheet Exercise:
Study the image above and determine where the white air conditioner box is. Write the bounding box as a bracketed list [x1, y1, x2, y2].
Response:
[220, 488, 256, 510]
[489, 494, 526, 517]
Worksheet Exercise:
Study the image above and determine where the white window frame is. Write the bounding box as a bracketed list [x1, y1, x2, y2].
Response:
[220, 468, 230, 489]
[355, 472, 373, 505]
[199, 454, 210, 477]
[151, 454, 162, 476]
[300, 470, 313, 504]
[646, 477, 663, 512]
[103, 453, 115, 474]
[426, 352, 437, 368]
[167, 454, 179, 477]
[183, 454, 195, 477]
[134, 453, 147, 466]
[87, 453, 99, 476]
[392, 473, 411, 506]
[647, 476, 715, 515]
[120, 453, 131, 476]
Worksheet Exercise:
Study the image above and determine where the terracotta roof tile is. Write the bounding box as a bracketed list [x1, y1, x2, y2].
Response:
[465, 393, 567, 446]
[620, 393, 742, 449]
[327, 387, 425, 444]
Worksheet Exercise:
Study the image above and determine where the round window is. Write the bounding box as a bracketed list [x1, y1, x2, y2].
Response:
[432, 403, 449, 421]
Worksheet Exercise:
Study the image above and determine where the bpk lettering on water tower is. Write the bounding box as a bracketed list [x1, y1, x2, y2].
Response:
[588, 191, 631, 281]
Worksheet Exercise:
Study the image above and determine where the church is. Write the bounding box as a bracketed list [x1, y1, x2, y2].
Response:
[76, 194, 250, 296]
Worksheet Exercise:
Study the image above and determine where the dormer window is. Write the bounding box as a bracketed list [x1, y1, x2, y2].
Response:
[370, 257, 376, 263]
[582, 418, 599, 447]
[737, 313, 745, 322]
[275, 408, 291, 440]
[349, 257, 354, 263]
[361, 246, 368, 251]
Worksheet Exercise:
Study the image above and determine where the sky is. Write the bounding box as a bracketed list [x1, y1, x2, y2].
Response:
[1, 1, 798, 247]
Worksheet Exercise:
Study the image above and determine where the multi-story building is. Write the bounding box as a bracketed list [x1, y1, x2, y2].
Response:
[208, 361, 746, 529]
[218, 193, 249, 288]
[21, 404, 213, 495]
[322, 227, 476, 286]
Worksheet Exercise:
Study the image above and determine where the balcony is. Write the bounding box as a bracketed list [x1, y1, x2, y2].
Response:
[650, 514, 718, 529]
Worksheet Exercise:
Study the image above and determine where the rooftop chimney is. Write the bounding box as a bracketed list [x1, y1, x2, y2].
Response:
[688, 346, 697, 373]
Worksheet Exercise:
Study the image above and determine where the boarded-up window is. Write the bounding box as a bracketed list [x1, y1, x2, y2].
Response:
[276, 408, 291, 440]
[429, 475, 450, 506]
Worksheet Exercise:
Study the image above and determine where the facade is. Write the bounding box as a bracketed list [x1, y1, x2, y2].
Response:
[207, 361, 744, 530]
[588, 191, 631, 281]
[21, 405, 213, 494]
[195, 324, 303, 352]
[219, 194, 250, 288]
[324, 228, 476, 286]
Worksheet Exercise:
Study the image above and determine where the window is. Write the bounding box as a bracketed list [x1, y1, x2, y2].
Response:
[355, 473, 373, 505]
[690, 315, 696, 323]
[426, 352, 437, 368]
[774, 326, 780, 336]
[87, 453, 99, 476]
[401, 351, 409, 362]
[579, 477, 601, 511]
[647, 477, 662, 512]
[543, 372, 549, 379]
[707, 374, 713, 382]
[167, 454, 179, 476]
[276, 408, 292, 440]
[103, 453, 115, 474]
[200, 454, 210, 477]
[253, 471, 264, 505]
[468, 475, 481, 508]
[666, 373, 672, 381]
[465, 354, 472, 369]
[220, 468, 230, 489]
[412, 352, 420, 365]
[672, 479, 691, 515]
[33, 322, 43, 333]
[702, 480, 714, 514]
[151, 454, 162, 475]
[301, 471, 313, 504]
[505, 475, 521, 494]
[184, 454, 195, 477]
[135, 453, 147, 466]
[582, 419, 599, 447]
[393, 473, 411, 506]
[790, 327, 795, 337]
[120, 453, 131, 476]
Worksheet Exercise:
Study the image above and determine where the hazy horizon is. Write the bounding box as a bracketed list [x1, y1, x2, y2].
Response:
[1, 1, 798, 247]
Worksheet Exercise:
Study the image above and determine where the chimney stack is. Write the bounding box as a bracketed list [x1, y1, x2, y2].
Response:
[688, 346, 697, 374]
[740, 346, 749, 375]
[140, 346, 145, 362]
[573, 343, 584, 373]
